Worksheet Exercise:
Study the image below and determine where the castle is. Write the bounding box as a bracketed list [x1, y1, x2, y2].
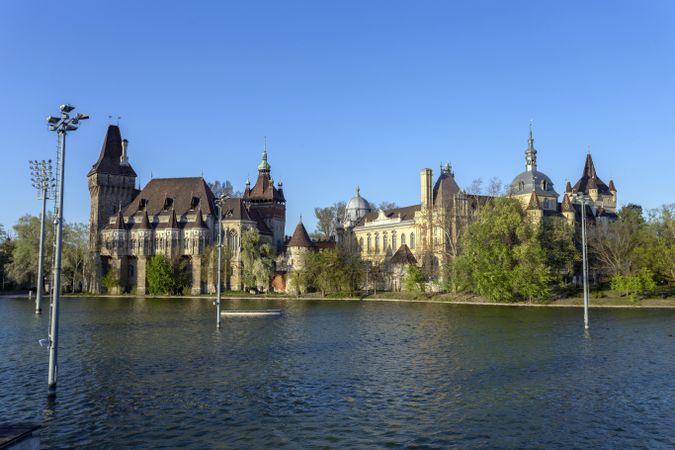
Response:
[336, 127, 617, 289]
[89, 124, 617, 293]
[88, 125, 288, 294]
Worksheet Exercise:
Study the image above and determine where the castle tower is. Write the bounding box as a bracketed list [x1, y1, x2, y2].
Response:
[88, 125, 137, 291]
[243, 140, 286, 253]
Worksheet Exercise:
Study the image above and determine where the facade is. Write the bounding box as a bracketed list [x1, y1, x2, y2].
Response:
[337, 163, 488, 285]
[89, 125, 286, 294]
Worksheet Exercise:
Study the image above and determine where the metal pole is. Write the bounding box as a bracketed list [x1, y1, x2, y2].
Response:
[580, 196, 589, 330]
[48, 131, 66, 396]
[35, 188, 47, 314]
[216, 202, 222, 328]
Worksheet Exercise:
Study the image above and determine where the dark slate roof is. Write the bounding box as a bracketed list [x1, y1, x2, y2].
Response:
[287, 222, 314, 247]
[315, 239, 336, 250]
[123, 177, 216, 217]
[88, 125, 137, 177]
[358, 204, 421, 226]
[131, 210, 151, 229]
[185, 208, 208, 229]
[510, 169, 558, 197]
[390, 244, 417, 265]
[244, 172, 286, 203]
[433, 170, 461, 206]
[247, 207, 273, 235]
[572, 153, 611, 195]
[105, 208, 127, 230]
[220, 198, 253, 222]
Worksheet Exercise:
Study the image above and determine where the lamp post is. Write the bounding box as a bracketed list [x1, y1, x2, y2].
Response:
[579, 195, 590, 331]
[214, 194, 230, 328]
[46, 104, 88, 396]
[29, 160, 55, 314]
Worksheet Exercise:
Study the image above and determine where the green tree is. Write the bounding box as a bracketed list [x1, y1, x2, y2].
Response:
[240, 228, 273, 291]
[455, 197, 551, 302]
[540, 216, 580, 287]
[62, 222, 92, 292]
[0, 225, 14, 290]
[101, 270, 119, 293]
[611, 268, 657, 299]
[5, 214, 55, 289]
[146, 255, 175, 295]
[404, 264, 426, 293]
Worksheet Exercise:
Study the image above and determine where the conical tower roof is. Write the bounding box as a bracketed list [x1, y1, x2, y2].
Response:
[88, 125, 137, 177]
[287, 221, 314, 248]
[572, 151, 610, 194]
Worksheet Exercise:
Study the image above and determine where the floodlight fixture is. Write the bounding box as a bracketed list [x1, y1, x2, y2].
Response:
[59, 104, 75, 113]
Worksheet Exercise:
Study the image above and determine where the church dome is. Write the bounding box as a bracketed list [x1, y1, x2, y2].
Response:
[344, 187, 372, 222]
[510, 126, 559, 197]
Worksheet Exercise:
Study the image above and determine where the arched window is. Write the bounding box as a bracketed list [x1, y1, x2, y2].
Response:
[383, 232, 388, 252]
[392, 232, 397, 250]
[375, 233, 380, 254]
[359, 237, 364, 252]
[410, 232, 415, 249]
[367, 234, 371, 253]
[401, 233, 406, 246]
[519, 181, 524, 191]
[541, 180, 547, 190]
[543, 198, 549, 209]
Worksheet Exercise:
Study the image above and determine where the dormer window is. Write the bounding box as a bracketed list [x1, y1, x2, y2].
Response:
[190, 196, 200, 209]
[519, 181, 524, 192]
[139, 198, 148, 210]
[163, 197, 173, 210]
[541, 180, 547, 191]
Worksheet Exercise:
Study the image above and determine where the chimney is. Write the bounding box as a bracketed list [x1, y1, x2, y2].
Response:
[420, 168, 433, 209]
[120, 139, 129, 166]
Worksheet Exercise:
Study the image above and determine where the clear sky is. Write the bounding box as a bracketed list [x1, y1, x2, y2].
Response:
[1, 1, 674, 234]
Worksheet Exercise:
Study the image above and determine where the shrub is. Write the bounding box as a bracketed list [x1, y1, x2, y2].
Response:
[101, 270, 119, 293]
[610, 268, 657, 300]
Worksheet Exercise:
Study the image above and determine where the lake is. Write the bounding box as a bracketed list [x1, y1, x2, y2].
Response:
[1, 297, 674, 449]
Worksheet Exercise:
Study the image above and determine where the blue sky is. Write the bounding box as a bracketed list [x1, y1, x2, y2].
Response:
[1, 1, 674, 234]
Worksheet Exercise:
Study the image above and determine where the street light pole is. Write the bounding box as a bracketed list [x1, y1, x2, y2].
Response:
[30, 160, 55, 314]
[46, 104, 88, 396]
[580, 196, 590, 330]
[214, 194, 229, 329]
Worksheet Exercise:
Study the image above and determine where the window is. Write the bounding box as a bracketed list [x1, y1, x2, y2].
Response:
[410, 233, 415, 249]
[519, 181, 524, 192]
[392, 232, 397, 250]
[139, 198, 148, 209]
[359, 237, 364, 251]
[163, 197, 173, 210]
[543, 198, 549, 209]
[367, 234, 371, 252]
[190, 196, 200, 209]
[375, 233, 379, 254]
[541, 180, 547, 190]
[383, 232, 388, 252]
[401, 233, 406, 246]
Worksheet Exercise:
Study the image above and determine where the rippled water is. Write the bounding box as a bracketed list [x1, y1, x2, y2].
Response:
[1, 297, 674, 449]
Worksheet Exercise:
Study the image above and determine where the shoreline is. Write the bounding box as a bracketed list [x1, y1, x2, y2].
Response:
[3, 293, 675, 309]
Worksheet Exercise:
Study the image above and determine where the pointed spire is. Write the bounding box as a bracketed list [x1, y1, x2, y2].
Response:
[583, 151, 597, 179]
[527, 192, 541, 210]
[288, 220, 314, 248]
[608, 179, 616, 192]
[561, 193, 574, 213]
[114, 206, 126, 230]
[258, 136, 271, 172]
[356, 185, 361, 197]
[525, 124, 537, 171]
[565, 180, 572, 193]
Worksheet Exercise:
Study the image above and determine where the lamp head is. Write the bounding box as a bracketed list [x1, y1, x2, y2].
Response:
[60, 104, 75, 113]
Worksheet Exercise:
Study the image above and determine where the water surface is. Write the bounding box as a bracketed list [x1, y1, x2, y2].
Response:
[1, 297, 674, 449]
